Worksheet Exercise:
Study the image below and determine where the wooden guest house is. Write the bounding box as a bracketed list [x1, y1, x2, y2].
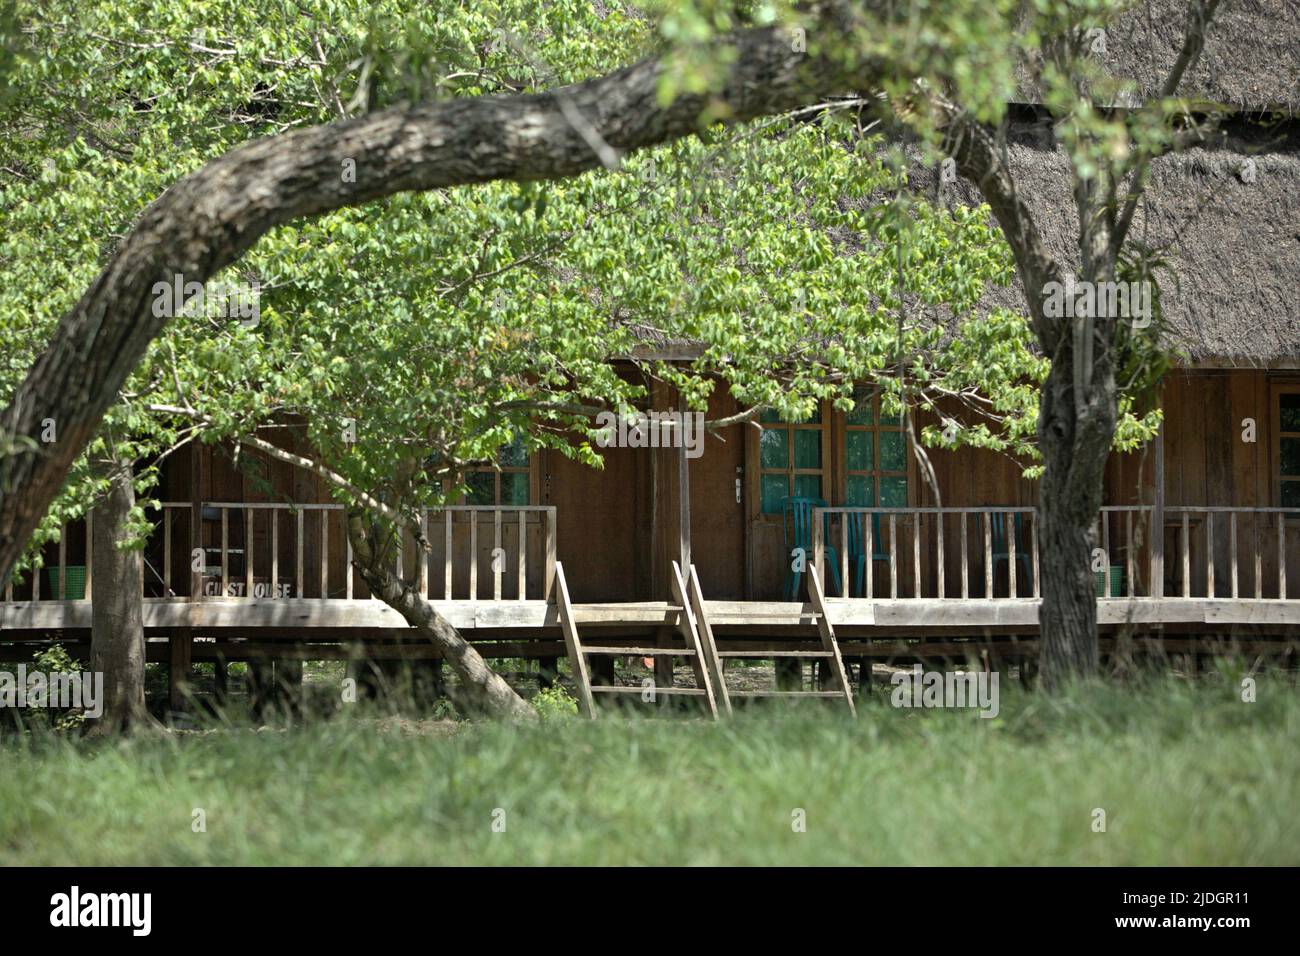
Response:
[2, 2, 1298, 714]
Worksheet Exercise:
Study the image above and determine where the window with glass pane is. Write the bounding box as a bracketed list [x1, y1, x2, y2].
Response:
[1281, 393, 1300, 508]
[758, 407, 824, 513]
[465, 438, 530, 506]
[845, 387, 907, 507]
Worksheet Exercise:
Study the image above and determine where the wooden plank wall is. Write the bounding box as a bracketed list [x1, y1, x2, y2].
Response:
[1110, 369, 1298, 598]
[143, 369, 1297, 607]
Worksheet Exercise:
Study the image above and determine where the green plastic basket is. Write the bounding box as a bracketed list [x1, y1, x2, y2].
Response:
[42, 565, 86, 600]
[1095, 565, 1124, 598]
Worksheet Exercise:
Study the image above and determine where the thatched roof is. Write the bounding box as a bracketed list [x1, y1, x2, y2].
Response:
[906, 123, 1300, 363]
[611, 2, 1300, 366]
[1016, 0, 1300, 113]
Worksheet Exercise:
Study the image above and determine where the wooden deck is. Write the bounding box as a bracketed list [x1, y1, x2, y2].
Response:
[5, 502, 1299, 664]
[7, 595, 1300, 634]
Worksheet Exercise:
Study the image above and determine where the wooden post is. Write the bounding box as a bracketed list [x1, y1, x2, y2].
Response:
[1152, 420, 1165, 597]
[320, 509, 329, 599]
[83, 510, 93, 601]
[775, 658, 802, 692]
[221, 508, 229, 597]
[493, 508, 503, 600]
[213, 656, 229, 707]
[245, 508, 254, 597]
[169, 629, 192, 711]
[677, 426, 691, 572]
[248, 660, 275, 719]
[544, 508, 557, 603]
[190, 440, 202, 601]
[277, 659, 304, 717]
[445, 510, 454, 600]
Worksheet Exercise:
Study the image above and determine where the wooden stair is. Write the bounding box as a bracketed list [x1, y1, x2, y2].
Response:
[552, 561, 853, 717]
[712, 564, 856, 714]
[554, 560, 719, 719]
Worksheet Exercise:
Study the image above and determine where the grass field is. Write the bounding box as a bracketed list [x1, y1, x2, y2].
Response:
[1, 674, 1296, 865]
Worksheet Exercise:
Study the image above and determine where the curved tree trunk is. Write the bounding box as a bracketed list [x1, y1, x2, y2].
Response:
[346, 512, 537, 723]
[87, 455, 153, 733]
[0, 5, 881, 586]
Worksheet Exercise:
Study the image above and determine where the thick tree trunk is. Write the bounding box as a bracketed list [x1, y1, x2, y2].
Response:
[1035, 328, 1118, 688]
[346, 513, 537, 723]
[87, 456, 152, 733]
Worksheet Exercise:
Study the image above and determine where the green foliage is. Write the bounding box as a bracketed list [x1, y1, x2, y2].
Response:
[532, 684, 579, 721]
[1, 0, 1192, 561]
[16, 644, 87, 733]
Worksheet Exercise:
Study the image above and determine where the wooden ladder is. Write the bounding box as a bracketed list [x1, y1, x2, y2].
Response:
[718, 563, 856, 714]
[554, 561, 718, 719]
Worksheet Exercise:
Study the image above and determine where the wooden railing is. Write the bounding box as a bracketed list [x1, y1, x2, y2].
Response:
[2, 515, 93, 603]
[2, 503, 556, 605]
[812, 506, 1300, 601]
[1156, 507, 1300, 601]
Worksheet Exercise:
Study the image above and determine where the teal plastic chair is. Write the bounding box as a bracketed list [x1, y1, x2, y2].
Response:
[781, 496, 842, 600]
[990, 511, 1033, 596]
[846, 512, 889, 597]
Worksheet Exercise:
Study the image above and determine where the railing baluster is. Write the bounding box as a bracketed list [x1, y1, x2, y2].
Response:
[493, 508, 502, 600]
[164, 508, 172, 596]
[936, 513, 945, 599]
[469, 510, 478, 601]
[840, 515, 848, 598]
[444, 510, 453, 600]
[1230, 512, 1238, 599]
[58, 524, 66, 599]
[1125, 511, 1134, 598]
[221, 508, 229, 597]
[888, 514, 898, 599]
[345, 528, 353, 600]
[320, 510, 329, 599]
[1101, 512, 1110, 577]
[296, 509, 305, 600]
[245, 508, 254, 598]
[960, 513, 969, 599]
[864, 511, 874, 601]
[812, 512, 823, 589]
[420, 510, 429, 597]
[517, 509, 526, 601]
[271, 508, 279, 598]
[1254, 515, 1263, 600]
[395, 519, 404, 581]
[1279, 514, 1287, 601]
[1008, 511, 1017, 598]
[544, 508, 557, 603]
[1032, 511, 1040, 598]
[83, 510, 92, 601]
[1181, 511, 1190, 598]
[912, 514, 921, 599]
[983, 512, 993, 601]
[1206, 512, 1215, 598]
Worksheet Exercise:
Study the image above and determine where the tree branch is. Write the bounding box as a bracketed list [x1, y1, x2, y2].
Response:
[0, 7, 886, 580]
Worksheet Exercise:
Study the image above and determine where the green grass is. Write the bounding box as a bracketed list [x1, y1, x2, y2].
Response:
[1, 675, 1297, 865]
